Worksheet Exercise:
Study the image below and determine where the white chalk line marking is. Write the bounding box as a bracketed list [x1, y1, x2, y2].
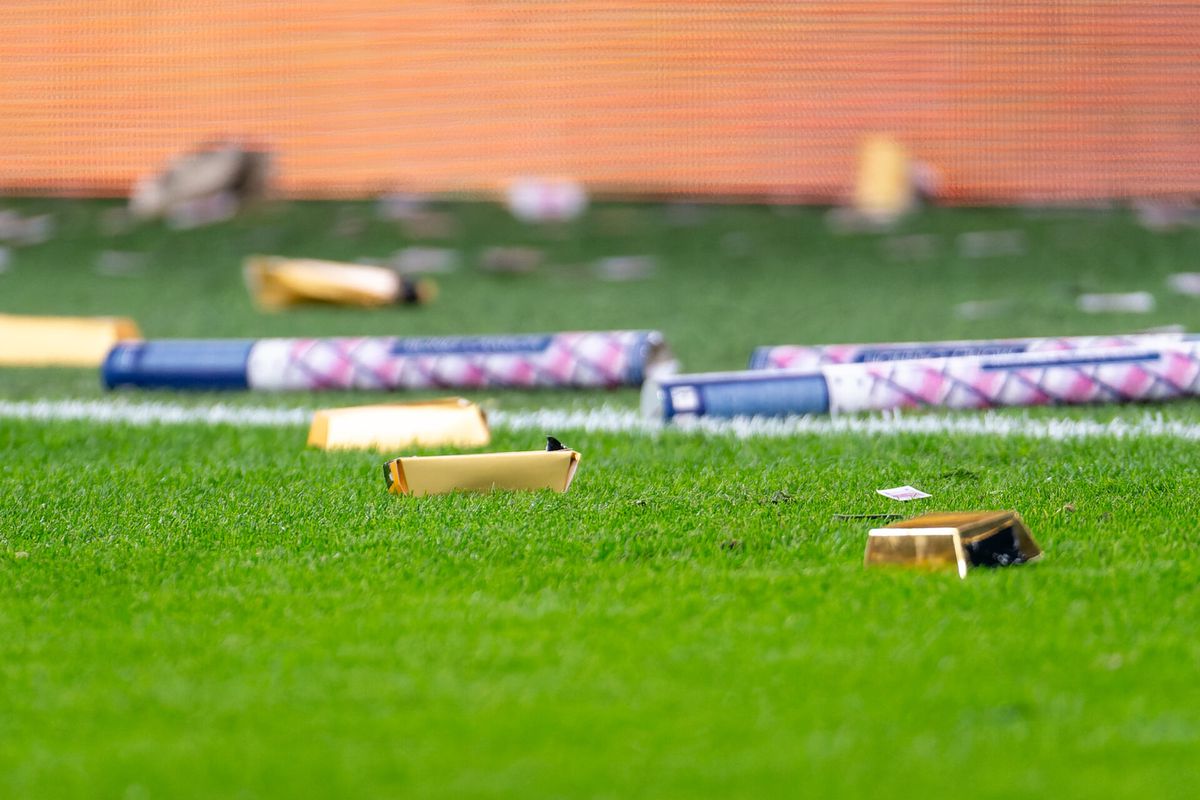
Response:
[4, 398, 1200, 442]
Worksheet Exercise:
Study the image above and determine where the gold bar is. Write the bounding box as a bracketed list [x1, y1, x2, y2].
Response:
[865, 511, 1042, 578]
[0, 313, 141, 367]
[384, 448, 580, 497]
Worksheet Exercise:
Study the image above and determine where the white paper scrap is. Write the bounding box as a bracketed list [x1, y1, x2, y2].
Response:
[877, 485, 932, 501]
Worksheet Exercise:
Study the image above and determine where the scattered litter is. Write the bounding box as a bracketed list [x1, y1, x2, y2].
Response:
[956, 230, 1027, 259]
[824, 206, 893, 235]
[721, 539, 742, 551]
[94, 250, 148, 277]
[130, 141, 273, 226]
[1077, 291, 1155, 314]
[876, 485, 931, 502]
[389, 247, 460, 275]
[1166, 273, 1200, 297]
[309, 398, 489, 451]
[882, 233, 941, 262]
[953, 299, 1016, 320]
[383, 437, 580, 497]
[505, 177, 588, 223]
[167, 191, 240, 230]
[376, 192, 429, 221]
[0, 246, 10, 273]
[592, 255, 656, 282]
[1133, 199, 1200, 232]
[664, 202, 708, 227]
[398, 210, 457, 239]
[864, 510, 1042, 579]
[0, 210, 56, 246]
[479, 246, 544, 275]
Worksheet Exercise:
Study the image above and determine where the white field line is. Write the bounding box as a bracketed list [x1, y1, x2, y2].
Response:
[4, 397, 1200, 442]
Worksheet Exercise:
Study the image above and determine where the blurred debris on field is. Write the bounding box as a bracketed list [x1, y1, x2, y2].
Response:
[592, 255, 657, 282]
[0, 210, 56, 246]
[245, 255, 435, 310]
[389, 247, 460, 275]
[954, 299, 1016, 320]
[0, 246, 10, 274]
[664, 202, 709, 227]
[1077, 291, 1156, 314]
[376, 192, 430, 221]
[1166, 273, 1200, 297]
[129, 141, 273, 227]
[505, 177, 588, 223]
[882, 233, 941, 262]
[1133, 199, 1200, 231]
[398, 210, 458, 239]
[94, 250, 148, 278]
[506, 177, 587, 225]
[957, 230, 1027, 259]
[479, 246, 544, 274]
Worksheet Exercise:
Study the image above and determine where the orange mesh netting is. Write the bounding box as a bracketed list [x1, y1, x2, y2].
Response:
[2, 1, 1198, 202]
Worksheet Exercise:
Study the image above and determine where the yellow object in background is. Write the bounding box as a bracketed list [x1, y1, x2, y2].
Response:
[0, 313, 141, 367]
[853, 134, 915, 221]
[244, 256, 437, 311]
[384, 448, 581, 497]
[308, 399, 490, 451]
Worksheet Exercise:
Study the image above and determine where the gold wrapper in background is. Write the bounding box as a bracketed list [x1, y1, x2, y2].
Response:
[0, 313, 142, 367]
[308, 399, 489, 451]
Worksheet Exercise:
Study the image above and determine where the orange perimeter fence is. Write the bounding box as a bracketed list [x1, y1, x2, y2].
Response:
[2, 1, 1198, 203]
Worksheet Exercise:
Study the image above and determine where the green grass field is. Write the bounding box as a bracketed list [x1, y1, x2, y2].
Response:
[3, 198, 1200, 798]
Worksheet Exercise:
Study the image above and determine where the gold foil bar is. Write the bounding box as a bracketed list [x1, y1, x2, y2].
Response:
[384, 448, 580, 497]
[0, 313, 142, 367]
[308, 398, 490, 451]
[244, 255, 436, 310]
[865, 511, 1042, 579]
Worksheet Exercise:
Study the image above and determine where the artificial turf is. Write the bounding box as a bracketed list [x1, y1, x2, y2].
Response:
[2, 198, 1200, 798]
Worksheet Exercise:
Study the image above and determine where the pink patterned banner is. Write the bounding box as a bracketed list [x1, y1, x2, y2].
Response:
[824, 345, 1200, 413]
[246, 331, 666, 391]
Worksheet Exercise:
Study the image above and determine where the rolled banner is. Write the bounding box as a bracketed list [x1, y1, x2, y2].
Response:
[649, 343, 1200, 421]
[104, 330, 675, 391]
[748, 332, 1192, 371]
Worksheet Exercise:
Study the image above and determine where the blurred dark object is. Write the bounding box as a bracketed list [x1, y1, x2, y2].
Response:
[479, 246, 543, 274]
[593, 255, 657, 282]
[957, 230, 1027, 259]
[129, 141, 274, 227]
[389, 247, 460, 275]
